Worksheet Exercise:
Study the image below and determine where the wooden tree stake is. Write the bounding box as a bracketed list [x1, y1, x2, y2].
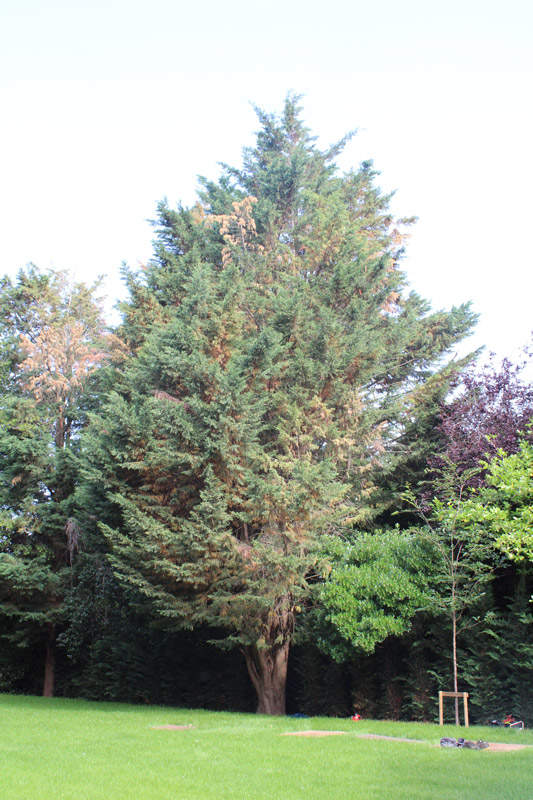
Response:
[438, 691, 469, 727]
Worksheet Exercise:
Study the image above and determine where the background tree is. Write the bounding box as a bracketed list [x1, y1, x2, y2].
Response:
[0, 267, 110, 696]
[431, 352, 533, 488]
[83, 95, 476, 714]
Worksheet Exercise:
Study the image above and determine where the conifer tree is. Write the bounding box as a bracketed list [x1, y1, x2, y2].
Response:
[87, 95, 476, 714]
[0, 267, 109, 696]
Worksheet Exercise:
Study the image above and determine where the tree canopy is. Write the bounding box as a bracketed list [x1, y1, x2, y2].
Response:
[80, 95, 477, 714]
[455, 440, 533, 563]
[430, 354, 533, 488]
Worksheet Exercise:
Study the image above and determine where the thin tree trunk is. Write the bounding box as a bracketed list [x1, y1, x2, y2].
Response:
[43, 623, 55, 698]
[243, 642, 290, 716]
[452, 610, 459, 725]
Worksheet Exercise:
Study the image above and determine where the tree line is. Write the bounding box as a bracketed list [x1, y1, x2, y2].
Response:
[1, 96, 532, 721]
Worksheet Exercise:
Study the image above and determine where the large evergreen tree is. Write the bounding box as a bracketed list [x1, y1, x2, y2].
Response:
[85, 96, 476, 714]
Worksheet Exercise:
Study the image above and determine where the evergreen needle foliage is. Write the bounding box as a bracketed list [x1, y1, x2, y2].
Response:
[81, 95, 476, 714]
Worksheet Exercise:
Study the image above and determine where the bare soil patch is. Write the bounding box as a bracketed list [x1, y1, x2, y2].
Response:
[152, 726, 528, 749]
[357, 734, 424, 743]
[281, 730, 346, 737]
[486, 742, 529, 751]
[357, 734, 529, 751]
[151, 725, 196, 730]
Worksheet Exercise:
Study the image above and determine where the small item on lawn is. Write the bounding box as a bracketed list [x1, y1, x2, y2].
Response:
[440, 737, 489, 749]
[350, 713, 362, 721]
[489, 714, 525, 730]
[440, 737, 458, 747]
[503, 714, 525, 730]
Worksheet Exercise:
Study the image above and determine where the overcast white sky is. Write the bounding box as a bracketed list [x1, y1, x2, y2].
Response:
[1, 0, 532, 365]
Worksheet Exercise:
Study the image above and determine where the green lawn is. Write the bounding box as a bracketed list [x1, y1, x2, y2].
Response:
[1, 694, 531, 800]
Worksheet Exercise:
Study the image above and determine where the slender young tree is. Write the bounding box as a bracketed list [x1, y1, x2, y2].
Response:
[403, 466, 499, 724]
[86, 95, 476, 714]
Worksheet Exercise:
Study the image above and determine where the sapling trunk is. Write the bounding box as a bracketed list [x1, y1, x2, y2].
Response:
[452, 611, 459, 725]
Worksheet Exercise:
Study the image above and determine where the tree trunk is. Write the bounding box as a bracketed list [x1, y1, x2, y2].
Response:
[55, 414, 65, 450]
[43, 623, 55, 698]
[243, 642, 290, 715]
[452, 611, 459, 725]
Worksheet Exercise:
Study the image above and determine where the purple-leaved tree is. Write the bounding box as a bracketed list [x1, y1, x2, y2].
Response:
[431, 348, 533, 487]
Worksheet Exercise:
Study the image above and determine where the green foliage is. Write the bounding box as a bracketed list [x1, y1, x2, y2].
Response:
[404, 463, 500, 613]
[314, 531, 435, 660]
[455, 440, 533, 563]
